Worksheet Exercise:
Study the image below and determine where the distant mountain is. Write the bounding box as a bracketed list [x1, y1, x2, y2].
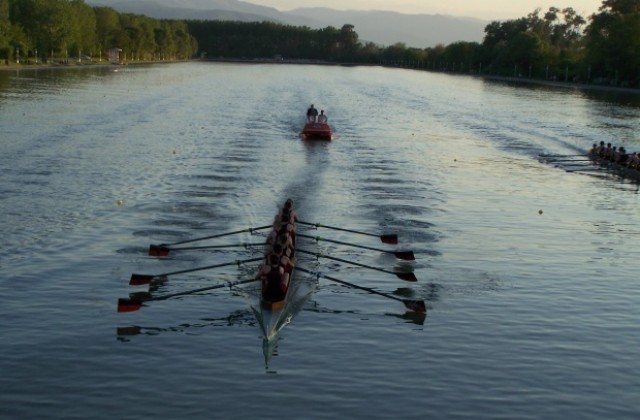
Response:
[288, 8, 487, 47]
[87, 0, 487, 47]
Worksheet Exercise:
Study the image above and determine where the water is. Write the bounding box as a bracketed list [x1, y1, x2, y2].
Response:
[1, 63, 639, 419]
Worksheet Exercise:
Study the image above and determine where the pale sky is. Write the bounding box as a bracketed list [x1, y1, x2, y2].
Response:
[248, 0, 604, 20]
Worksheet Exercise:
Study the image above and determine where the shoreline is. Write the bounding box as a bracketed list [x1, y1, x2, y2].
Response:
[0, 59, 185, 72]
[476, 74, 640, 96]
[3, 59, 638, 96]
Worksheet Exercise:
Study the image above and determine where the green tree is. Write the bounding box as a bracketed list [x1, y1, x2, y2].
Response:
[69, 0, 97, 58]
[585, 0, 640, 84]
[94, 6, 120, 54]
[0, 0, 9, 60]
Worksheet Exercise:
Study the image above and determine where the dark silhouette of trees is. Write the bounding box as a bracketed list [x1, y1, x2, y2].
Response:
[1, 0, 196, 63]
[584, 0, 640, 85]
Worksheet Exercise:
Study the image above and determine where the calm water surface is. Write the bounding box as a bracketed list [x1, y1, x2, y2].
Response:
[1, 63, 639, 419]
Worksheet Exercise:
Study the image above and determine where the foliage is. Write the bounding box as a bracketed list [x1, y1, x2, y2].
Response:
[187, 21, 360, 62]
[584, 0, 640, 84]
[1, 0, 196, 62]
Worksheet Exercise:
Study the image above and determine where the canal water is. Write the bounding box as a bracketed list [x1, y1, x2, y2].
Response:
[1, 62, 639, 419]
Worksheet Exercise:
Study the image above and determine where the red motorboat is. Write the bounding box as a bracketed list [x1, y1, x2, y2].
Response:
[301, 119, 333, 140]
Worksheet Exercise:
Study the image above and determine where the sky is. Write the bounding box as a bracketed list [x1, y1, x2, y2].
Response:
[247, 0, 604, 20]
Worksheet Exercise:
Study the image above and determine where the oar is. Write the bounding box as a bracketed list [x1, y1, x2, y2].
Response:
[540, 154, 585, 158]
[297, 267, 425, 313]
[297, 233, 414, 260]
[149, 225, 273, 256]
[297, 249, 417, 282]
[118, 278, 260, 312]
[297, 221, 398, 244]
[566, 168, 608, 173]
[149, 242, 265, 257]
[129, 257, 264, 285]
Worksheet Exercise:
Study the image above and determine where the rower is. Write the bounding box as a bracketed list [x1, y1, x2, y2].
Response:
[593, 141, 606, 156]
[259, 252, 291, 299]
[276, 232, 294, 257]
[272, 243, 296, 273]
[277, 201, 297, 223]
[617, 147, 629, 164]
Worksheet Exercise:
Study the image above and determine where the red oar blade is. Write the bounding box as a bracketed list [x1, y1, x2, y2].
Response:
[148, 245, 170, 257]
[381, 234, 398, 244]
[129, 274, 154, 286]
[396, 272, 417, 282]
[117, 298, 143, 312]
[403, 300, 426, 313]
[394, 251, 415, 261]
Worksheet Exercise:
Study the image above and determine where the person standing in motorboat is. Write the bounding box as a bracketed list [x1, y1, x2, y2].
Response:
[317, 110, 328, 123]
[307, 104, 318, 122]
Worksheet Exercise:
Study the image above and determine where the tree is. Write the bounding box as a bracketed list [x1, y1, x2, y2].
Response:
[585, 0, 640, 84]
[0, 0, 9, 59]
[94, 6, 120, 52]
[69, 0, 97, 57]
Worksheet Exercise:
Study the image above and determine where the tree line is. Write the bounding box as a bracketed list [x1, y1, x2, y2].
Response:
[0, 0, 637, 87]
[190, 0, 638, 88]
[0, 0, 197, 63]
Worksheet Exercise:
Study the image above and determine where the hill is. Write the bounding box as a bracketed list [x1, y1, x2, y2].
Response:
[87, 0, 487, 47]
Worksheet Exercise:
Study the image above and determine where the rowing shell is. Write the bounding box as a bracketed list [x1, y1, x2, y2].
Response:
[259, 202, 297, 310]
[588, 154, 640, 182]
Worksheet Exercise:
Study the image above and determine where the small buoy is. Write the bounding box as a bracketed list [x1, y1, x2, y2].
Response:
[173, 150, 176, 154]
[538, 209, 543, 215]
[117, 199, 123, 206]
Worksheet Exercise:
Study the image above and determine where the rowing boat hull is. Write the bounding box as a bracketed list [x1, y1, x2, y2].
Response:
[260, 201, 297, 311]
[301, 122, 333, 140]
[261, 266, 294, 311]
[588, 155, 640, 182]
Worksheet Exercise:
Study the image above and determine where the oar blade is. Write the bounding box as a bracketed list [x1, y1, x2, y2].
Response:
[396, 272, 417, 282]
[117, 298, 143, 312]
[394, 251, 415, 261]
[381, 234, 398, 244]
[129, 274, 154, 286]
[148, 245, 170, 257]
[403, 300, 426, 313]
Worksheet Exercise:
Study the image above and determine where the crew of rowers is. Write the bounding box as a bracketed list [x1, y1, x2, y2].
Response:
[589, 141, 640, 170]
[258, 199, 298, 300]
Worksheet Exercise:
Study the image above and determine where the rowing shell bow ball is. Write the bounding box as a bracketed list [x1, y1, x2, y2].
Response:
[538, 209, 543, 215]
[117, 199, 123, 206]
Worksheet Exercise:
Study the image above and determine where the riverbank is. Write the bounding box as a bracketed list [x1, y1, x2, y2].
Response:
[0, 59, 185, 72]
[476, 74, 640, 96]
